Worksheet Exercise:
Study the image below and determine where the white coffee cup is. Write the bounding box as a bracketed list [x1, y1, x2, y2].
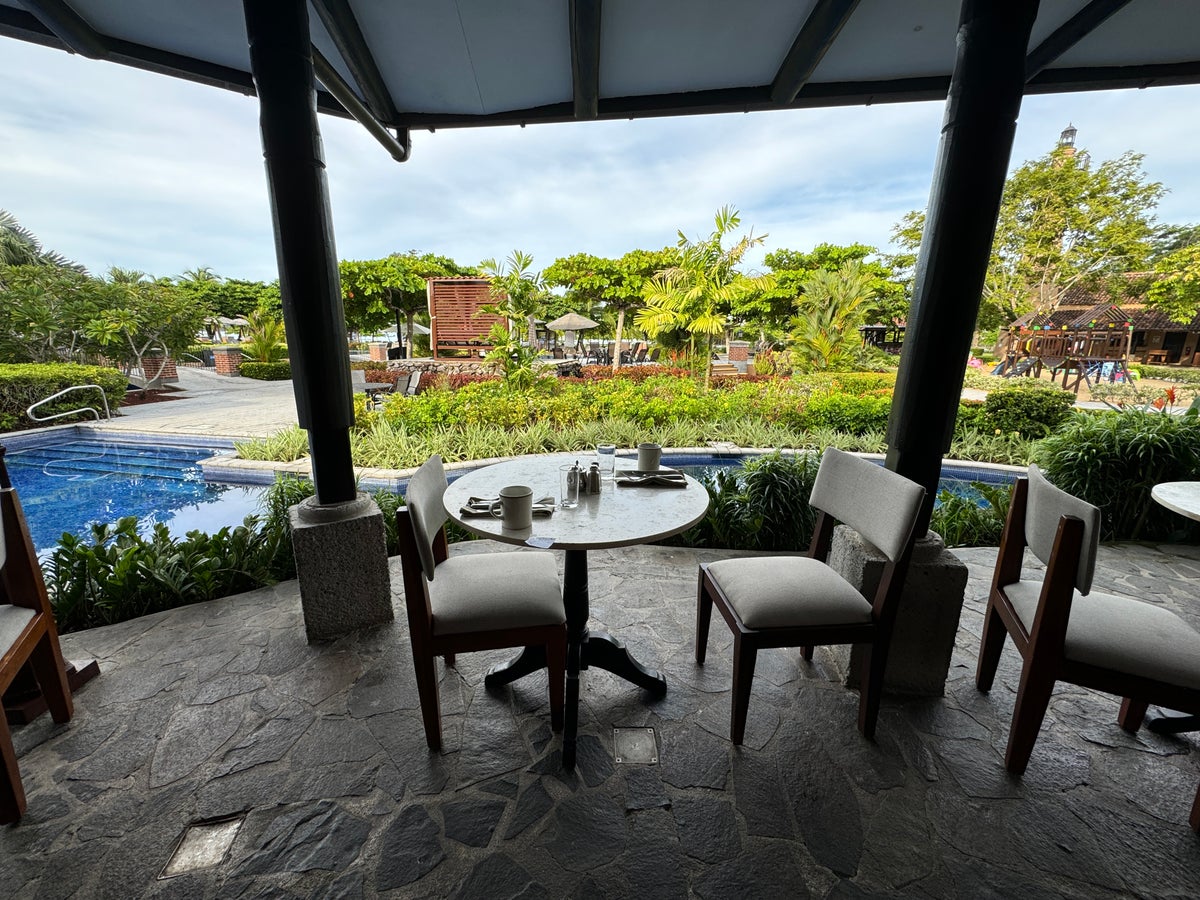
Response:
[637, 442, 662, 471]
[490, 484, 534, 529]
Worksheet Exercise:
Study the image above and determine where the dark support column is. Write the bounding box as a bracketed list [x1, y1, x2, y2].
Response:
[244, 0, 356, 505]
[886, 0, 1040, 534]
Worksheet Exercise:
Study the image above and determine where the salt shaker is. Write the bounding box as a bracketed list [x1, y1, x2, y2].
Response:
[586, 462, 602, 494]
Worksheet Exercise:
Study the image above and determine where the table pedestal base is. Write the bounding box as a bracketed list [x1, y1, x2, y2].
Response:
[1146, 710, 1200, 734]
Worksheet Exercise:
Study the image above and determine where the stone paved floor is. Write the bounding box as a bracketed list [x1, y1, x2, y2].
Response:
[3, 540, 1199, 898]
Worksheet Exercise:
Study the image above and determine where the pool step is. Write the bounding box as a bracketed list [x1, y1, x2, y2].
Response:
[6, 444, 211, 482]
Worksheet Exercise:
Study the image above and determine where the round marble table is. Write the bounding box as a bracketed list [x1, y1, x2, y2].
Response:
[1147, 481, 1200, 734]
[1151, 482, 1200, 523]
[443, 453, 710, 768]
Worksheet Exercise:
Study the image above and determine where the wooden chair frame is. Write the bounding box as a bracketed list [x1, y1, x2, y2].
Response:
[396, 508, 565, 751]
[696, 504, 916, 745]
[1, 485, 73, 824]
[977, 476, 1200, 793]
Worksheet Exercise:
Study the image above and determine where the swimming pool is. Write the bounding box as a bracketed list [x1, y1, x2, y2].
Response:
[1, 435, 1018, 555]
[2, 434, 264, 554]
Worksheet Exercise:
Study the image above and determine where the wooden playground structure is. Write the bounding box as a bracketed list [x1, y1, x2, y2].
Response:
[996, 303, 1133, 393]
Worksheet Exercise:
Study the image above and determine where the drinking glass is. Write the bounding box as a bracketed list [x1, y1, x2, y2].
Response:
[559, 464, 580, 509]
[596, 444, 616, 480]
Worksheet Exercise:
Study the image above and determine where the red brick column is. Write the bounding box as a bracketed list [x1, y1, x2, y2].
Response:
[727, 341, 749, 362]
[143, 354, 179, 382]
[369, 342, 389, 362]
[213, 347, 243, 376]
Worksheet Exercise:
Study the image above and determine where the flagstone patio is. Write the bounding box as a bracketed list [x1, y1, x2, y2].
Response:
[3, 540, 1198, 898]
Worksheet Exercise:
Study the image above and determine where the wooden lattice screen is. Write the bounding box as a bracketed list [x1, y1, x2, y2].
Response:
[427, 277, 507, 360]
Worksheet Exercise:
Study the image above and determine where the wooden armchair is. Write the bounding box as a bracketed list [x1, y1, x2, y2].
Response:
[1, 467, 74, 824]
[977, 465, 1200, 829]
[396, 455, 566, 750]
[696, 448, 926, 743]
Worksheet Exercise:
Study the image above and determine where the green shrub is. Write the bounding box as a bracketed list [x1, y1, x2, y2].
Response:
[239, 361, 292, 380]
[668, 452, 820, 552]
[801, 391, 891, 435]
[930, 481, 1012, 548]
[1035, 410, 1200, 541]
[982, 382, 1075, 438]
[45, 517, 284, 633]
[1140, 365, 1200, 386]
[0, 362, 127, 430]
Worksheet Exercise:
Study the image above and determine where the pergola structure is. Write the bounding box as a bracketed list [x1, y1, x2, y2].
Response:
[3, 0, 1199, 640]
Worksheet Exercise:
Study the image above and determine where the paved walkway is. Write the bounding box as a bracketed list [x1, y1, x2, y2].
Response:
[3, 540, 1199, 897]
[97, 367, 300, 439]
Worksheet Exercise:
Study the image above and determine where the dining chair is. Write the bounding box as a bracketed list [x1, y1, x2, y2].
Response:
[396, 455, 566, 750]
[1, 474, 75, 824]
[976, 465, 1200, 795]
[695, 448, 926, 744]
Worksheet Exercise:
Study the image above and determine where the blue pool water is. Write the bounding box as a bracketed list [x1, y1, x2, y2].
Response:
[1, 438, 1017, 556]
[4, 437, 264, 554]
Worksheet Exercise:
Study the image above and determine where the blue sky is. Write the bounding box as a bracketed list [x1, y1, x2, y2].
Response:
[3, 37, 1199, 283]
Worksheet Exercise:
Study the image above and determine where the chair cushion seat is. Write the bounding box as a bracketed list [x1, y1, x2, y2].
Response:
[430, 551, 564, 637]
[706, 556, 873, 630]
[0, 605, 35, 654]
[1004, 580, 1200, 690]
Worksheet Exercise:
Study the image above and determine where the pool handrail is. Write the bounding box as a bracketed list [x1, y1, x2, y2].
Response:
[27, 385, 112, 424]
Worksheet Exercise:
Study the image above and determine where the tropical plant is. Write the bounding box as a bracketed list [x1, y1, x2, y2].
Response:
[1145, 243, 1200, 324]
[789, 261, 879, 372]
[0, 265, 107, 363]
[636, 206, 775, 387]
[981, 381, 1076, 438]
[1035, 409, 1200, 540]
[930, 481, 1012, 548]
[480, 250, 550, 389]
[0, 209, 81, 269]
[240, 310, 287, 363]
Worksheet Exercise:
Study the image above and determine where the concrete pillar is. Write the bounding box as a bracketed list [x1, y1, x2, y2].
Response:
[828, 527, 968, 697]
[288, 494, 393, 641]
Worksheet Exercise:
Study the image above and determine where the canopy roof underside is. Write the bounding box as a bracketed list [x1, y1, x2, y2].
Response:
[2, 0, 1198, 142]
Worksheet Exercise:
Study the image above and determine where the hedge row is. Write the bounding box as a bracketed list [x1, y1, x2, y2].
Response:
[0, 363, 128, 432]
[239, 361, 292, 381]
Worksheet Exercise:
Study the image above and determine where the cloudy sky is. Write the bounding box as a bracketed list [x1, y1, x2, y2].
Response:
[3, 37, 1199, 283]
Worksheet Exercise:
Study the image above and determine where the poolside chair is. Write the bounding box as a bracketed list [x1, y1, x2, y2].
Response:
[695, 448, 925, 744]
[977, 466, 1200, 801]
[395, 455, 566, 750]
[405, 372, 421, 396]
[1, 459, 75, 824]
[392, 372, 411, 395]
[647, 348, 661, 364]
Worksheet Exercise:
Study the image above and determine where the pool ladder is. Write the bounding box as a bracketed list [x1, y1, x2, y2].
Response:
[27, 385, 112, 424]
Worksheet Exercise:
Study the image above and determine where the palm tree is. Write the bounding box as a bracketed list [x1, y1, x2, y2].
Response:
[636, 206, 774, 387]
[0, 209, 81, 270]
[789, 262, 877, 372]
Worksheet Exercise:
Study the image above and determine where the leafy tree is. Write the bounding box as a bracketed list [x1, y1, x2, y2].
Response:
[893, 140, 1165, 328]
[0, 209, 81, 270]
[84, 268, 210, 381]
[543, 247, 679, 370]
[1150, 223, 1200, 261]
[636, 206, 774, 386]
[0, 264, 107, 362]
[759, 244, 906, 341]
[789, 261, 879, 372]
[339, 252, 471, 357]
[176, 270, 280, 321]
[1146, 244, 1200, 324]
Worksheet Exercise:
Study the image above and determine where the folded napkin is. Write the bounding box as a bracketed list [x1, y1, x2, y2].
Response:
[459, 496, 557, 517]
[615, 472, 687, 489]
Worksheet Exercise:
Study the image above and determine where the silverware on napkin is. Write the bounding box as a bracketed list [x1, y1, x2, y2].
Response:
[459, 496, 557, 516]
[615, 472, 687, 488]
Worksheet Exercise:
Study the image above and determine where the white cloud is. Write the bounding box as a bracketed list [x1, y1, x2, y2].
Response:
[2, 38, 1198, 283]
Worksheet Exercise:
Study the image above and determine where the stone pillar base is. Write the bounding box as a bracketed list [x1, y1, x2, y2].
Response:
[828, 528, 967, 697]
[288, 493, 394, 642]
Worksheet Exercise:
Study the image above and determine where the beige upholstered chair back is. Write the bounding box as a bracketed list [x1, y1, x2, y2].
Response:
[406, 455, 451, 580]
[1024, 465, 1101, 595]
[808, 448, 926, 562]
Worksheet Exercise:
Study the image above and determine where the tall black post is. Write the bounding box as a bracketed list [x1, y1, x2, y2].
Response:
[886, 0, 1040, 534]
[243, 0, 356, 505]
